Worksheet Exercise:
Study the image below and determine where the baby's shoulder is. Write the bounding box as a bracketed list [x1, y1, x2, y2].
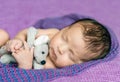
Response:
[43, 28, 59, 40]
[47, 28, 59, 33]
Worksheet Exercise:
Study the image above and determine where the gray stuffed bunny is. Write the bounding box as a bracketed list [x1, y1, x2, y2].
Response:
[0, 27, 49, 69]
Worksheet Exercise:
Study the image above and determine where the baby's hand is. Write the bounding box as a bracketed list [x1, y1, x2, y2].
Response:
[12, 42, 34, 69]
[5, 39, 23, 52]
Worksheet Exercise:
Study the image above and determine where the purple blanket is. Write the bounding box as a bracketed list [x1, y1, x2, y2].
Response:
[0, 14, 119, 82]
[0, 0, 120, 82]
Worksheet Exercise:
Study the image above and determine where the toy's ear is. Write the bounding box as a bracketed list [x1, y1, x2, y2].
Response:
[34, 35, 50, 46]
[27, 27, 38, 47]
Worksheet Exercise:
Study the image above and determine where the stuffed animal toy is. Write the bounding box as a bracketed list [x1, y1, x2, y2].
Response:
[0, 27, 49, 69]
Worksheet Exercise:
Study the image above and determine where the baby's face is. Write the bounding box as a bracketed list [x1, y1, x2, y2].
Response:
[49, 23, 87, 68]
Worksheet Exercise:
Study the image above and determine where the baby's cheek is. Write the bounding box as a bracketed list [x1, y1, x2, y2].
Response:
[56, 56, 74, 67]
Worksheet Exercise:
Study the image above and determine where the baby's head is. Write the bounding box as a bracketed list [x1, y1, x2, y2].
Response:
[49, 18, 111, 68]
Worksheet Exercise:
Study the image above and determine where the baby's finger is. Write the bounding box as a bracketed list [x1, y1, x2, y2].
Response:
[15, 47, 23, 52]
[19, 47, 24, 51]
[5, 42, 11, 51]
[23, 41, 30, 50]
[10, 43, 16, 52]
[15, 43, 22, 50]
[30, 47, 34, 53]
[12, 52, 17, 57]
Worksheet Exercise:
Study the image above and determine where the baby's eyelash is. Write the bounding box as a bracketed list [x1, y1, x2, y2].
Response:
[69, 49, 76, 62]
[63, 35, 69, 43]
[69, 53, 75, 62]
[62, 35, 67, 42]
[69, 49, 74, 55]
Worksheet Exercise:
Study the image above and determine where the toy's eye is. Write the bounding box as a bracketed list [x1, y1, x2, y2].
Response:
[41, 51, 45, 54]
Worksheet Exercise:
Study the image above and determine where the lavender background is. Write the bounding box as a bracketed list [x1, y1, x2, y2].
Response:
[0, 0, 120, 82]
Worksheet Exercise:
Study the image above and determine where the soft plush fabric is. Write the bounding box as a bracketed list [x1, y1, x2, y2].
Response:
[0, 14, 119, 82]
[0, 0, 120, 82]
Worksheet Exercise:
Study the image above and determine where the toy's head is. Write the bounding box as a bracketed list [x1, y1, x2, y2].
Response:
[34, 43, 49, 65]
[27, 27, 49, 68]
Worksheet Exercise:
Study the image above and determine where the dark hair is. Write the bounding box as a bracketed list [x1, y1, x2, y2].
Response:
[71, 18, 111, 60]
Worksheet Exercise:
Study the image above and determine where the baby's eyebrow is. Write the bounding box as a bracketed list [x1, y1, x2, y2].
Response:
[62, 29, 68, 39]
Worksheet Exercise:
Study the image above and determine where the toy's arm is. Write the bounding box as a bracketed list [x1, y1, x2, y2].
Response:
[0, 54, 16, 64]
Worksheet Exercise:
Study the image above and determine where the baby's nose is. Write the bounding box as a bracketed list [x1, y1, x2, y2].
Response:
[58, 45, 67, 55]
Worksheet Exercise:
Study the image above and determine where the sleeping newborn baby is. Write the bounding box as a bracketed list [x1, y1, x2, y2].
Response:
[4, 18, 111, 69]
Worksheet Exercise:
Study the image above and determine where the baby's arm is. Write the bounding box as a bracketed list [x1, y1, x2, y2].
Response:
[0, 29, 9, 47]
[15, 28, 59, 41]
[12, 42, 34, 69]
[5, 28, 28, 52]
[6, 27, 59, 52]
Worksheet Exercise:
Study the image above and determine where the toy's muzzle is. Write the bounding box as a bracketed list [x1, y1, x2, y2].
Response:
[40, 60, 46, 65]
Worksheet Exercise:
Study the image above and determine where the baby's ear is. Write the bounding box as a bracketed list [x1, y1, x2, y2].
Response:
[80, 52, 98, 62]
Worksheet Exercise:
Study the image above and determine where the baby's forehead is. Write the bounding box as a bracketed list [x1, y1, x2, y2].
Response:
[70, 22, 84, 28]
[68, 22, 85, 32]
[69, 21, 96, 33]
[72, 21, 93, 26]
